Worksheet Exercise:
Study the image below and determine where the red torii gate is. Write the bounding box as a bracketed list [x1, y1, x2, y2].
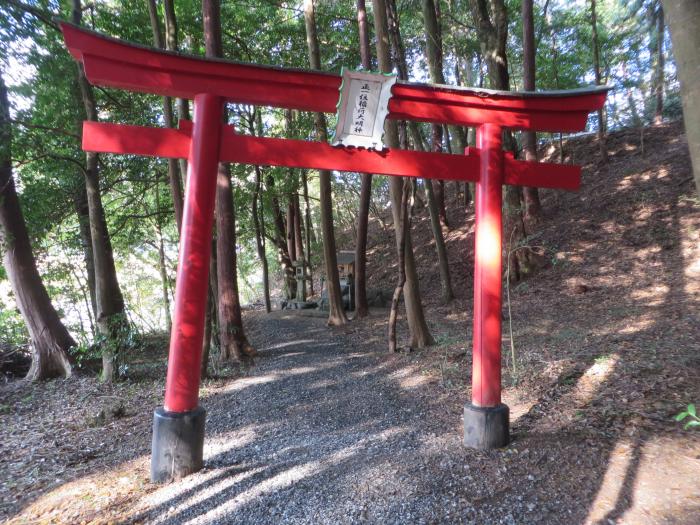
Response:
[60, 22, 608, 482]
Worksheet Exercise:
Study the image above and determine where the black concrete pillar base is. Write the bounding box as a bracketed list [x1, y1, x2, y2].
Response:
[463, 403, 509, 449]
[151, 406, 206, 483]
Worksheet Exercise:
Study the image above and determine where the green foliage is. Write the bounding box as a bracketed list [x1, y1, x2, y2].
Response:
[68, 340, 101, 369]
[0, 306, 28, 346]
[675, 404, 700, 430]
[0, 0, 683, 351]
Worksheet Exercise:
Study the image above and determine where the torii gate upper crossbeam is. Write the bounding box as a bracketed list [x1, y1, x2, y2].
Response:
[60, 22, 607, 133]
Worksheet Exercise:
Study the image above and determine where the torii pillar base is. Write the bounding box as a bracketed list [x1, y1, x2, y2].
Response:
[463, 403, 509, 449]
[151, 406, 206, 482]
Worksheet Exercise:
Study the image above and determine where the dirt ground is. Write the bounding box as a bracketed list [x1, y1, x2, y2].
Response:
[1, 122, 699, 524]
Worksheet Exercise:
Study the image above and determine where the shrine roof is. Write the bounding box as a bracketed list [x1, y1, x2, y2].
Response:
[337, 252, 356, 265]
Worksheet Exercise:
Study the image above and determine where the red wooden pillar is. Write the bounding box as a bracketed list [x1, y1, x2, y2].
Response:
[151, 93, 223, 482]
[472, 123, 503, 407]
[463, 123, 509, 449]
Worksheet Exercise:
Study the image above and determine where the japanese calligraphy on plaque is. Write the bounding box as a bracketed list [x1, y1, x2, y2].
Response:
[333, 69, 397, 150]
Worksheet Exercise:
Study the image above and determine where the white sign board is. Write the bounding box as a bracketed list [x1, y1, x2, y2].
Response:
[333, 69, 397, 150]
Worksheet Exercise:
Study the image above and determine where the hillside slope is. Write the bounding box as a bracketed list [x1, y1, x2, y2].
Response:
[336, 121, 700, 522]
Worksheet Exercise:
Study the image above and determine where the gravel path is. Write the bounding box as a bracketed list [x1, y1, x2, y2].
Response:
[124, 311, 698, 525]
[131, 312, 489, 524]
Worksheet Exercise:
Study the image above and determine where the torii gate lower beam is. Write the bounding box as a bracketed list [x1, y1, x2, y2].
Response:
[59, 22, 608, 483]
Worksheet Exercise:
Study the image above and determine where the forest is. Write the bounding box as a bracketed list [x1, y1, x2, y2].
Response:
[1, 0, 699, 523]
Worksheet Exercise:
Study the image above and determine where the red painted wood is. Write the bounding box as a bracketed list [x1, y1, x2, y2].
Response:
[60, 22, 607, 133]
[83, 121, 189, 158]
[472, 124, 504, 408]
[223, 132, 480, 182]
[82, 121, 580, 190]
[387, 99, 590, 132]
[163, 94, 223, 413]
[504, 157, 580, 190]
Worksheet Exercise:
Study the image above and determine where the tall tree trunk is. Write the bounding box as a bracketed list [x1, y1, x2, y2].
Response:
[162, 0, 190, 180]
[216, 162, 256, 361]
[590, 0, 608, 161]
[373, 0, 434, 348]
[0, 72, 75, 381]
[293, 194, 304, 268]
[201, 243, 217, 379]
[199, 239, 221, 379]
[201, 289, 213, 379]
[268, 174, 295, 298]
[469, 0, 537, 281]
[354, 0, 372, 318]
[421, 0, 449, 229]
[264, 107, 295, 297]
[283, 110, 298, 285]
[385, 0, 411, 154]
[156, 233, 172, 334]
[521, 0, 542, 225]
[388, 180, 410, 353]
[301, 171, 315, 296]
[402, 0, 453, 303]
[154, 182, 172, 334]
[146, 0, 184, 232]
[203, 0, 255, 361]
[286, 198, 297, 264]
[72, 185, 96, 325]
[303, 0, 348, 326]
[252, 166, 271, 312]
[545, 8, 564, 163]
[72, 0, 129, 383]
[408, 123, 454, 304]
[663, 0, 700, 197]
[445, 0, 472, 207]
[285, 195, 297, 298]
[653, 3, 665, 125]
[248, 108, 274, 310]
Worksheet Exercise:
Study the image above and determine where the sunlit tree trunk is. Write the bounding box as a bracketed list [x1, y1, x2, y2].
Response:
[303, 0, 348, 326]
[0, 72, 74, 381]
